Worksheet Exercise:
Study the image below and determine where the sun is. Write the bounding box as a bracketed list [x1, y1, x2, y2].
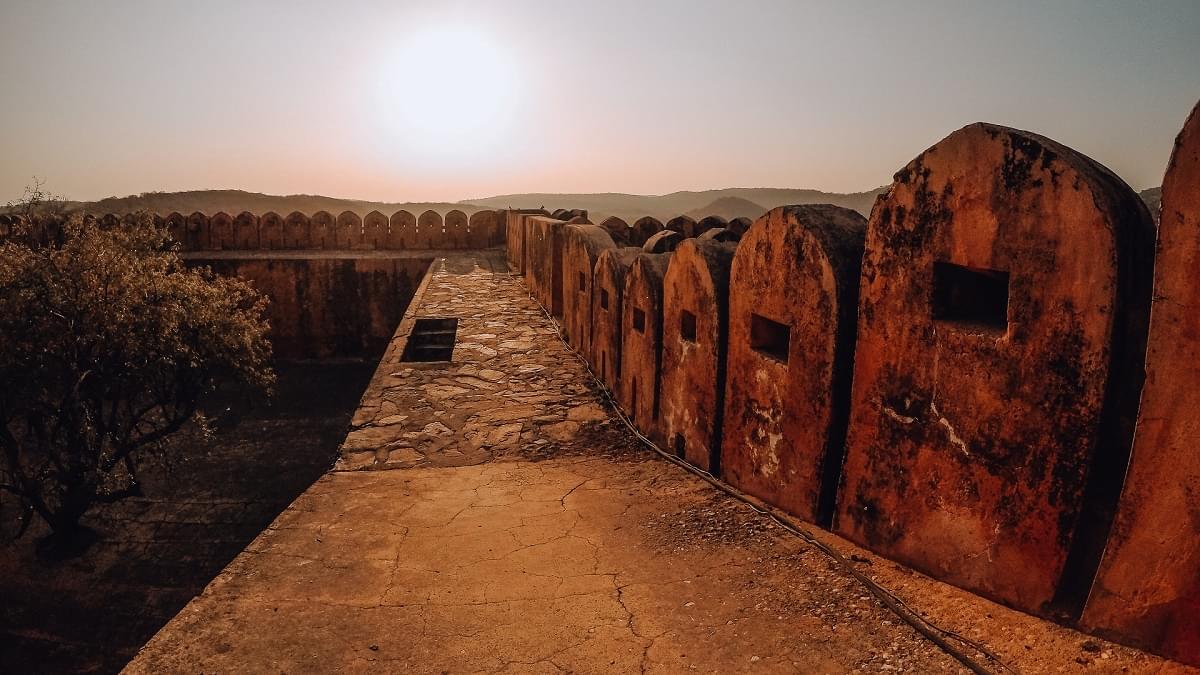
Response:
[370, 24, 521, 163]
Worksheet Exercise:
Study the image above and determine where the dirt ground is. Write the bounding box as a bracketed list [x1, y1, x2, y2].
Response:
[0, 362, 376, 674]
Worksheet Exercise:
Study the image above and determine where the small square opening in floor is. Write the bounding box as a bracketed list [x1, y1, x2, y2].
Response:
[401, 318, 459, 362]
[932, 262, 1010, 334]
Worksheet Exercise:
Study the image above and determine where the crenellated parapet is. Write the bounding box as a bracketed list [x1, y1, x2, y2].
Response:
[503, 104, 1200, 667]
[0, 208, 508, 251]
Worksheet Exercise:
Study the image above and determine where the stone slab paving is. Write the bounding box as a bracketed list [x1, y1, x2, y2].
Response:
[125, 252, 1194, 674]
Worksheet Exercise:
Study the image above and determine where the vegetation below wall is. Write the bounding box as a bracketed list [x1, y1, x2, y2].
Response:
[0, 362, 376, 674]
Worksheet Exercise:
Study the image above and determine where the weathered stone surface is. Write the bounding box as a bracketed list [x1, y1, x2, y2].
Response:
[1082, 100, 1200, 664]
[165, 211, 195, 248]
[335, 210, 363, 249]
[445, 209, 469, 249]
[620, 252, 673, 444]
[722, 205, 865, 525]
[282, 211, 309, 249]
[363, 210, 387, 250]
[598, 216, 631, 246]
[629, 216, 663, 247]
[468, 209, 500, 248]
[210, 211, 235, 249]
[189, 211, 213, 250]
[231, 211, 259, 249]
[525, 216, 568, 318]
[664, 214, 694, 234]
[660, 238, 737, 472]
[310, 210, 335, 249]
[694, 215, 726, 238]
[417, 209, 442, 249]
[195, 258, 430, 359]
[387, 210, 416, 249]
[259, 211, 284, 250]
[591, 247, 642, 391]
[698, 227, 740, 243]
[835, 123, 1155, 616]
[727, 216, 752, 238]
[562, 224, 616, 358]
[642, 229, 683, 253]
[335, 250, 612, 471]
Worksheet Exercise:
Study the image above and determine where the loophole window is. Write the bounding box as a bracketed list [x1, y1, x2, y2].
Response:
[632, 308, 646, 333]
[750, 314, 790, 363]
[680, 310, 697, 343]
[932, 262, 1010, 334]
[600, 288, 610, 311]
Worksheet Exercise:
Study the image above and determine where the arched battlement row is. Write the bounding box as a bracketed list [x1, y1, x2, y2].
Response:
[504, 107, 1200, 666]
[0, 208, 506, 252]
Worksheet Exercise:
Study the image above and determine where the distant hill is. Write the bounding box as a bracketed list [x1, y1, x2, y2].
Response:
[684, 196, 767, 222]
[24, 190, 486, 218]
[462, 187, 888, 223]
[1139, 187, 1161, 219]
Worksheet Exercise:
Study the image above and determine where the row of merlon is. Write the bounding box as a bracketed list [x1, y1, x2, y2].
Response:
[505, 105, 1200, 667]
[0, 208, 507, 250]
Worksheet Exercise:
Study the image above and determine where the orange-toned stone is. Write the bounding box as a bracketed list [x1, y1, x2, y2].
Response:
[188, 212, 212, 250]
[643, 230, 683, 253]
[259, 212, 284, 250]
[629, 216, 663, 247]
[336, 211, 363, 249]
[562, 225, 616, 357]
[468, 209, 499, 248]
[598, 216, 631, 246]
[525, 216, 568, 318]
[387, 210, 417, 249]
[210, 212, 235, 249]
[620, 253, 673, 444]
[1081, 101, 1200, 664]
[660, 238, 737, 472]
[721, 205, 865, 525]
[363, 211, 387, 250]
[835, 123, 1154, 616]
[445, 209, 469, 249]
[664, 215, 693, 235]
[310, 211, 335, 249]
[694, 215, 726, 238]
[591, 248, 642, 391]
[283, 211, 310, 249]
[231, 212, 258, 249]
[417, 210, 442, 249]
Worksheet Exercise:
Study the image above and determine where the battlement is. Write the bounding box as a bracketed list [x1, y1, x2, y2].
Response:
[507, 105, 1200, 667]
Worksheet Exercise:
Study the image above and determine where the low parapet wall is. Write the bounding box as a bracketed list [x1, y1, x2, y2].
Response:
[0, 208, 506, 252]
[504, 105, 1200, 667]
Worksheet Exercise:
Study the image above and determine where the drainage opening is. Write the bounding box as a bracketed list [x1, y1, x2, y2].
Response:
[680, 310, 697, 343]
[750, 313, 790, 363]
[401, 318, 458, 362]
[932, 261, 1009, 334]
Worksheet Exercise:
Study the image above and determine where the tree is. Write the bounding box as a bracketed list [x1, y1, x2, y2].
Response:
[0, 186, 274, 550]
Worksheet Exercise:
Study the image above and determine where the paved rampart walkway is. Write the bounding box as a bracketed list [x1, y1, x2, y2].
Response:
[126, 252, 1191, 674]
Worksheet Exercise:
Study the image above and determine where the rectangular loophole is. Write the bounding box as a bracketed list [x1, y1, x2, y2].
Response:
[600, 288, 610, 311]
[401, 317, 458, 362]
[680, 310, 697, 343]
[632, 308, 646, 333]
[932, 262, 1010, 333]
[750, 314, 790, 363]
[577, 271, 586, 292]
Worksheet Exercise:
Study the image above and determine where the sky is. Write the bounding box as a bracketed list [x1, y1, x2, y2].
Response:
[1, 0, 1198, 203]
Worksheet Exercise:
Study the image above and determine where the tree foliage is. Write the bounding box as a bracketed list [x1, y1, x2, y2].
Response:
[0, 192, 273, 541]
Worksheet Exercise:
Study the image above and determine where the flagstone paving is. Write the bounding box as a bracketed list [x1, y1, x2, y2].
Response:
[125, 252, 1193, 674]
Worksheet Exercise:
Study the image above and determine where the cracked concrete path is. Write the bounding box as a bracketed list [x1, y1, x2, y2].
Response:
[125, 253, 1194, 674]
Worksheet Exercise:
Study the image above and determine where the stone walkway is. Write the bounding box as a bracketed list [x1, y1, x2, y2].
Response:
[125, 252, 1193, 674]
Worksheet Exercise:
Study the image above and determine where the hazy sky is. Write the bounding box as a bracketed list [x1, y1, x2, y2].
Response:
[2, 0, 1198, 203]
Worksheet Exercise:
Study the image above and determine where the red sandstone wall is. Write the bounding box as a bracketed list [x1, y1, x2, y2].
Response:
[721, 205, 865, 525]
[620, 253, 672, 444]
[591, 248, 642, 390]
[193, 257, 430, 360]
[659, 238, 737, 472]
[563, 225, 616, 356]
[1082, 101, 1200, 664]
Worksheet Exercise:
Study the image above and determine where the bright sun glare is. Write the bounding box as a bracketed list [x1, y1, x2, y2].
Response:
[371, 24, 521, 164]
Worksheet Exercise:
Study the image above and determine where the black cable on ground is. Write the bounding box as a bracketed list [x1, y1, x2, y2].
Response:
[524, 290, 1018, 675]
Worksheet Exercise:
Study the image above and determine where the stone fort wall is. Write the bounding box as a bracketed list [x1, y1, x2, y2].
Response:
[507, 102, 1200, 667]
